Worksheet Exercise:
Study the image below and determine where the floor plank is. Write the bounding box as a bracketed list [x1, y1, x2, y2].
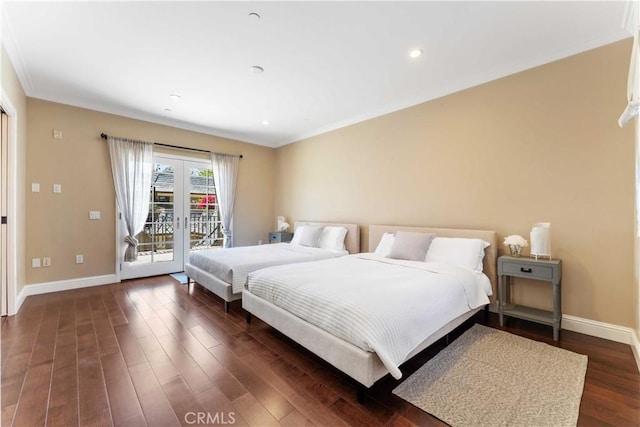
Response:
[1, 275, 638, 427]
[47, 309, 78, 427]
[101, 352, 146, 426]
[128, 361, 180, 427]
[11, 362, 53, 427]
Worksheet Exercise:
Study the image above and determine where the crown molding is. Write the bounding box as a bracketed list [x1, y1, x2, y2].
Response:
[1, 6, 33, 95]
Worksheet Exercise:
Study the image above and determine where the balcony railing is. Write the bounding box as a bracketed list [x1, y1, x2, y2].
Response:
[138, 210, 223, 250]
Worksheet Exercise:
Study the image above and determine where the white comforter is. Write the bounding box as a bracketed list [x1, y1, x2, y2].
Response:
[246, 253, 491, 379]
[188, 243, 347, 293]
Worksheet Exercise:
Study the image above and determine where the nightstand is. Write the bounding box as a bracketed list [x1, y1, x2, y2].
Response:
[268, 232, 294, 243]
[498, 255, 563, 341]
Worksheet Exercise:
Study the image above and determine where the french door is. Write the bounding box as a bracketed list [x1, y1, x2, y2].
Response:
[120, 155, 223, 279]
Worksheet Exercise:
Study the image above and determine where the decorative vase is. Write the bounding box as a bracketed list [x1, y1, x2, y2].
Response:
[509, 245, 522, 257]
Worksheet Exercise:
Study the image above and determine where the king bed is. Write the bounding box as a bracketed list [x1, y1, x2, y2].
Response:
[184, 221, 360, 311]
[242, 225, 497, 398]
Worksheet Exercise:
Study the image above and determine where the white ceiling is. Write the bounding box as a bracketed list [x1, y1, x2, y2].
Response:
[1, 1, 631, 148]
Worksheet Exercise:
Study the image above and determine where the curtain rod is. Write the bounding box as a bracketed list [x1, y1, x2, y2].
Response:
[100, 133, 243, 158]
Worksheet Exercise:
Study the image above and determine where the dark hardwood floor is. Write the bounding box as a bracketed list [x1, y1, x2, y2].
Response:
[1, 275, 638, 426]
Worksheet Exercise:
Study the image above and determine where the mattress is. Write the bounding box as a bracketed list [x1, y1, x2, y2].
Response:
[188, 243, 347, 293]
[246, 253, 491, 379]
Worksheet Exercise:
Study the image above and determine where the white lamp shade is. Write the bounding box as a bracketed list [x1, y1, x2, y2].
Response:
[530, 222, 551, 258]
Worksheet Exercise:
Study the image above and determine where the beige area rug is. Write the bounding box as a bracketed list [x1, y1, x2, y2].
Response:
[393, 324, 588, 427]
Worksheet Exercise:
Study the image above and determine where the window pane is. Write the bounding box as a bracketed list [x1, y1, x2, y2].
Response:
[189, 167, 222, 251]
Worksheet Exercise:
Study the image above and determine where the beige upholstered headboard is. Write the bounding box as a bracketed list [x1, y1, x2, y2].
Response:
[369, 225, 498, 297]
[293, 221, 360, 254]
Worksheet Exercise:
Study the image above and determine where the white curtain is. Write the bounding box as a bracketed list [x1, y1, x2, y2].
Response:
[107, 136, 153, 261]
[211, 153, 239, 248]
[619, 1, 640, 127]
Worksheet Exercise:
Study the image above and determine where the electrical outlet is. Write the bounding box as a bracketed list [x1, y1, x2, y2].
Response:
[32, 258, 41, 268]
[75, 254, 83, 264]
[53, 184, 62, 193]
[52, 130, 62, 139]
[89, 211, 101, 220]
[31, 183, 40, 192]
[42, 257, 51, 267]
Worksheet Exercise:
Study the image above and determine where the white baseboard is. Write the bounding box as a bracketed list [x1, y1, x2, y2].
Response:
[630, 327, 640, 373]
[15, 274, 119, 312]
[562, 314, 637, 345]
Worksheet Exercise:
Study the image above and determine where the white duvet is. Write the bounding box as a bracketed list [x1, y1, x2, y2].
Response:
[246, 253, 491, 379]
[188, 243, 347, 293]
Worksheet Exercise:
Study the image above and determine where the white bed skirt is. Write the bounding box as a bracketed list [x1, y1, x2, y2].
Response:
[242, 289, 481, 388]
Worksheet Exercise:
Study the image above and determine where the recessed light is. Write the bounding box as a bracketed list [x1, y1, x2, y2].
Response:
[164, 108, 172, 112]
[169, 94, 181, 100]
[248, 12, 261, 20]
[250, 66, 264, 74]
[262, 120, 269, 125]
[409, 49, 423, 58]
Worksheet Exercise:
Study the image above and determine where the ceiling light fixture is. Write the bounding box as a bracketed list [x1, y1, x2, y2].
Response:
[164, 108, 172, 112]
[250, 65, 264, 74]
[262, 120, 269, 125]
[409, 49, 423, 58]
[248, 12, 261, 20]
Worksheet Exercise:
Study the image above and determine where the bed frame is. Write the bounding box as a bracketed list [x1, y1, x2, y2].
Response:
[242, 224, 497, 399]
[185, 221, 360, 312]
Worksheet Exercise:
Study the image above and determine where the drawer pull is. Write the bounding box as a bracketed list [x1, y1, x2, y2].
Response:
[520, 267, 532, 273]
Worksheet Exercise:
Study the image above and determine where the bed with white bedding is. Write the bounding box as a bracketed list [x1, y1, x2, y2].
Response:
[242, 225, 497, 396]
[184, 221, 359, 311]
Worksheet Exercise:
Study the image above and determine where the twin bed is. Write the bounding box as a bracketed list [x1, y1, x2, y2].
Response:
[243, 225, 497, 396]
[184, 221, 360, 311]
[186, 222, 497, 397]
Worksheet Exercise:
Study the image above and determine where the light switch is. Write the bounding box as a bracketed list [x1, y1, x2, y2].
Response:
[32, 258, 41, 268]
[53, 184, 62, 193]
[31, 183, 40, 192]
[89, 211, 101, 220]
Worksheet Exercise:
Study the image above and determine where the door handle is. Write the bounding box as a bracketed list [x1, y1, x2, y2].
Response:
[184, 216, 188, 229]
[176, 216, 180, 230]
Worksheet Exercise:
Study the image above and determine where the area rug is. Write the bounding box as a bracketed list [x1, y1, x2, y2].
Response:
[393, 324, 588, 427]
[169, 272, 188, 284]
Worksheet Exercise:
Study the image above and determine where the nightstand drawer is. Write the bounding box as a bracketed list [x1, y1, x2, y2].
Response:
[501, 262, 553, 280]
[268, 232, 293, 243]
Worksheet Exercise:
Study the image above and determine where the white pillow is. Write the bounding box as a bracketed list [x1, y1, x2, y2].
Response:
[290, 225, 323, 247]
[374, 232, 395, 256]
[318, 226, 348, 251]
[425, 237, 490, 272]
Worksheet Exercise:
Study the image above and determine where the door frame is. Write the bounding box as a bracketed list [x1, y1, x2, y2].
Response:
[1, 90, 18, 315]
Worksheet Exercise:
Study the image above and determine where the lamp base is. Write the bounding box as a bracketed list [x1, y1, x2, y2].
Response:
[530, 253, 552, 260]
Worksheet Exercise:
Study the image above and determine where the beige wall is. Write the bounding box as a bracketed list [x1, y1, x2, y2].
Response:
[1, 42, 28, 299]
[276, 40, 636, 328]
[26, 99, 275, 284]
